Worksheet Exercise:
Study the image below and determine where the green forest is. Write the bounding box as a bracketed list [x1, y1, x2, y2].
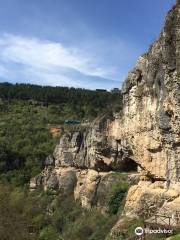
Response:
[0, 82, 126, 240]
[0, 82, 122, 120]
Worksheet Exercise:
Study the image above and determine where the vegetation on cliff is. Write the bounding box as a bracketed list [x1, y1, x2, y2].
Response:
[0, 174, 129, 240]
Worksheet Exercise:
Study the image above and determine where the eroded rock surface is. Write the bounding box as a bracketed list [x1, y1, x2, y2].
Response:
[53, 114, 138, 172]
[107, 3, 180, 238]
[49, 0, 180, 185]
[31, 1, 180, 237]
[111, 3, 180, 182]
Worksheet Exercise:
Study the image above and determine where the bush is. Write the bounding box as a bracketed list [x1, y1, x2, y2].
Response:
[62, 208, 117, 240]
[107, 177, 129, 215]
[170, 234, 180, 240]
[39, 225, 59, 240]
[0, 184, 32, 240]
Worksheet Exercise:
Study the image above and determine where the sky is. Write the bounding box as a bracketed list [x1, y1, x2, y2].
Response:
[0, 0, 175, 90]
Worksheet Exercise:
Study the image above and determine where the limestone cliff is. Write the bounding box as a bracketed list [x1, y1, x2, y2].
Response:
[110, 1, 180, 224]
[110, 3, 180, 236]
[52, 114, 138, 172]
[111, 2, 180, 183]
[30, 115, 136, 208]
[31, 0, 180, 234]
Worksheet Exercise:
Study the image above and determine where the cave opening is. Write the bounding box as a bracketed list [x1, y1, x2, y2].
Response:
[118, 157, 138, 172]
[94, 156, 139, 173]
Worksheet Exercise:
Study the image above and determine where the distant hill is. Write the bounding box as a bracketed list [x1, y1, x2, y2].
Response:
[0, 82, 122, 119]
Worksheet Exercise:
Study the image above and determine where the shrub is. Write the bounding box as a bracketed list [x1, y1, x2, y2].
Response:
[170, 234, 180, 240]
[107, 177, 129, 215]
[39, 225, 59, 240]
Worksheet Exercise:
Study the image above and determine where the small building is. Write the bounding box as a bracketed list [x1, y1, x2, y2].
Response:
[111, 88, 121, 93]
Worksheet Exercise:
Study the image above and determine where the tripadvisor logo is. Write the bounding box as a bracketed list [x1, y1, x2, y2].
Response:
[135, 227, 144, 236]
[135, 226, 174, 236]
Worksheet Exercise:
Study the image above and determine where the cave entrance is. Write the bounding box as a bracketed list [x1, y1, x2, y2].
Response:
[94, 156, 139, 173]
[117, 157, 138, 172]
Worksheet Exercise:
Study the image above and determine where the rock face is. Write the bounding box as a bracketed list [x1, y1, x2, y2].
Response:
[30, 165, 128, 210]
[46, 1, 180, 186]
[31, 1, 180, 235]
[108, 3, 180, 237]
[108, 3, 180, 230]
[30, 114, 138, 208]
[111, 3, 180, 183]
[53, 114, 138, 172]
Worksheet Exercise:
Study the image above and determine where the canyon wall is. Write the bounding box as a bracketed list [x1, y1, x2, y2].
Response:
[111, 1, 180, 183]
[30, 114, 137, 209]
[31, 0, 180, 227]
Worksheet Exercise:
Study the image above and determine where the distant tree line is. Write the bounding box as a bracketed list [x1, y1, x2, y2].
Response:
[0, 82, 122, 120]
[0, 82, 121, 107]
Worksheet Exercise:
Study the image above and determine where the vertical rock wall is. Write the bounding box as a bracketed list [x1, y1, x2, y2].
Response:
[111, 2, 180, 183]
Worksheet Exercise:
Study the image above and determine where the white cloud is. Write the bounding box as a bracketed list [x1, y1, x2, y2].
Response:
[0, 34, 113, 79]
[0, 65, 9, 77]
[0, 33, 141, 89]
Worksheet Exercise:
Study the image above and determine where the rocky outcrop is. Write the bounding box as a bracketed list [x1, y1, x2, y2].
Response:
[30, 165, 130, 210]
[107, 3, 180, 238]
[111, 2, 180, 183]
[31, 1, 180, 236]
[53, 114, 138, 172]
[49, 0, 180, 185]
[30, 114, 138, 208]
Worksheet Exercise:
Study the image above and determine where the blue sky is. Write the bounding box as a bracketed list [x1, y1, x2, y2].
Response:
[0, 0, 175, 89]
